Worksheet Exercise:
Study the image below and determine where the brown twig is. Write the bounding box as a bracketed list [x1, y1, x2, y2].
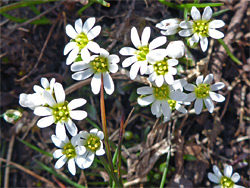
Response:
[0, 158, 55, 187]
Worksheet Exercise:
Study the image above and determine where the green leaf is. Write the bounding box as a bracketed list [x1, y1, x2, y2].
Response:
[183, 154, 197, 161]
[85, 117, 100, 130]
[17, 138, 53, 157]
[34, 160, 86, 188]
[77, 1, 95, 15]
[212, 9, 230, 17]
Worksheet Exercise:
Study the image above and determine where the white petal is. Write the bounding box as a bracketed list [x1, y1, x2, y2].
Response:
[166, 41, 185, 59]
[51, 134, 65, 148]
[175, 104, 187, 114]
[194, 99, 203, 115]
[54, 83, 65, 104]
[170, 91, 187, 101]
[66, 24, 77, 39]
[141, 27, 151, 46]
[184, 84, 196, 91]
[37, 116, 55, 128]
[72, 69, 93, 81]
[103, 72, 114, 95]
[65, 119, 78, 136]
[208, 172, 220, 183]
[68, 158, 76, 175]
[68, 98, 87, 110]
[213, 165, 223, 178]
[82, 17, 95, 34]
[204, 97, 214, 113]
[119, 47, 136, 56]
[203, 73, 214, 84]
[137, 86, 153, 95]
[179, 21, 193, 29]
[151, 100, 161, 116]
[53, 149, 63, 159]
[137, 95, 155, 106]
[66, 47, 79, 65]
[55, 155, 67, 169]
[109, 64, 118, 73]
[70, 110, 87, 120]
[210, 82, 225, 91]
[90, 128, 98, 135]
[43, 90, 56, 107]
[208, 29, 224, 39]
[196, 75, 204, 85]
[122, 56, 137, 68]
[214, 186, 222, 188]
[87, 25, 101, 40]
[224, 165, 233, 178]
[155, 75, 164, 87]
[130, 61, 141, 80]
[160, 28, 178, 36]
[202, 6, 213, 21]
[76, 146, 86, 155]
[34, 107, 52, 116]
[99, 48, 109, 57]
[64, 42, 77, 55]
[190, 33, 199, 45]
[86, 41, 100, 53]
[168, 59, 179, 66]
[185, 93, 196, 102]
[107, 54, 120, 64]
[178, 29, 193, 37]
[41, 77, 49, 89]
[162, 100, 171, 117]
[91, 73, 101, 95]
[164, 73, 174, 85]
[80, 47, 91, 63]
[233, 185, 245, 188]
[71, 61, 90, 72]
[75, 18, 83, 34]
[200, 35, 208, 52]
[191, 6, 201, 21]
[131, 27, 141, 48]
[148, 72, 157, 81]
[33, 85, 44, 93]
[209, 20, 225, 29]
[149, 36, 167, 50]
[96, 147, 105, 156]
[209, 91, 225, 102]
[97, 131, 104, 140]
[82, 152, 95, 169]
[56, 122, 68, 143]
[231, 173, 240, 183]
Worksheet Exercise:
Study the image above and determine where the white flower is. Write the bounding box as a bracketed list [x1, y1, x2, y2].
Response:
[208, 164, 245, 188]
[71, 48, 120, 95]
[166, 40, 185, 59]
[34, 82, 87, 136]
[64, 17, 101, 65]
[184, 73, 225, 115]
[137, 83, 187, 120]
[52, 130, 87, 175]
[146, 49, 180, 87]
[156, 18, 180, 36]
[119, 26, 167, 80]
[178, 6, 225, 52]
[19, 77, 56, 110]
[76, 128, 105, 169]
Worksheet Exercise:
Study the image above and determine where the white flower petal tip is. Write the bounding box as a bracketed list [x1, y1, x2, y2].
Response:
[191, 6, 201, 21]
[166, 40, 185, 59]
[156, 18, 180, 36]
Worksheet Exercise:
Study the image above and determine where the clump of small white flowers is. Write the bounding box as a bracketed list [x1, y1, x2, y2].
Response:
[156, 18, 180, 36]
[51, 130, 86, 175]
[19, 77, 55, 110]
[76, 128, 105, 169]
[146, 40, 185, 87]
[208, 164, 245, 188]
[64, 17, 101, 65]
[179, 6, 225, 52]
[137, 81, 187, 120]
[34, 82, 87, 136]
[184, 73, 225, 115]
[119, 26, 167, 80]
[71, 48, 120, 95]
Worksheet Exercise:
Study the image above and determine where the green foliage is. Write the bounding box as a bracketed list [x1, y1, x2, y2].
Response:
[183, 154, 197, 161]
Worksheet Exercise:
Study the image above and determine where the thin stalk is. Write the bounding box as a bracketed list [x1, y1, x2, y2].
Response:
[159, 145, 171, 188]
[218, 39, 242, 65]
[77, 1, 94, 15]
[100, 75, 122, 187]
[117, 114, 125, 183]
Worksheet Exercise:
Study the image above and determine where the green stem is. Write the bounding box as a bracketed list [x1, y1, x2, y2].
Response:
[77, 1, 95, 15]
[100, 75, 122, 187]
[218, 39, 242, 65]
[159, 146, 171, 188]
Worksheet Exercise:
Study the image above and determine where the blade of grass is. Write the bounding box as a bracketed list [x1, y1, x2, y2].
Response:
[159, 146, 171, 188]
[212, 9, 230, 17]
[85, 117, 101, 130]
[34, 159, 86, 188]
[28, 4, 50, 23]
[77, 1, 95, 15]
[17, 138, 53, 157]
[218, 39, 242, 65]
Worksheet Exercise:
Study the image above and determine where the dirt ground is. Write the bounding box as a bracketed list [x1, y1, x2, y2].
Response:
[0, 0, 249, 187]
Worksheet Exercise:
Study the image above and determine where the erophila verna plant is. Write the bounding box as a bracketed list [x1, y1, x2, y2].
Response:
[15, 2, 246, 188]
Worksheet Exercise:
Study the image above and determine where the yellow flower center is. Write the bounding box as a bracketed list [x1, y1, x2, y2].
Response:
[86, 135, 101, 152]
[153, 85, 170, 100]
[194, 83, 210, 99]
[220, 176, 235, 188]
[52, 102, 70, 123]
[73, 32, 89, 50]
[153, 58, 169, 76]
[193, 20, 209, 36]
[91, 56, 109, 73]
[168, 99, 176, 110]
[62, 142, 76, 159]
[135, 45, 149, 61]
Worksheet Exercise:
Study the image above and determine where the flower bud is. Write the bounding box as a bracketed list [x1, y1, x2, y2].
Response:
[166, 40, 185, 59]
